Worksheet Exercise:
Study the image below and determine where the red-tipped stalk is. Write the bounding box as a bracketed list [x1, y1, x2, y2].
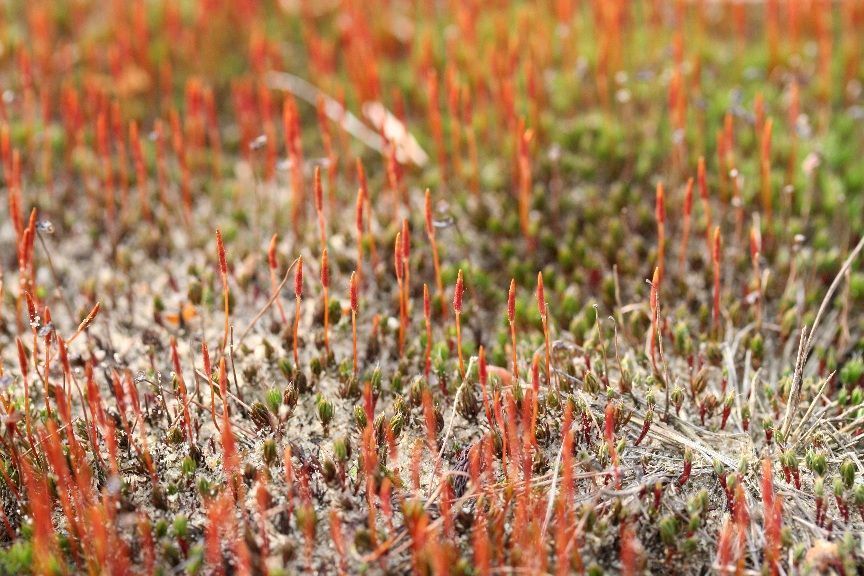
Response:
[283, 95, 305, 231]
[218, 357, 240, 499]
[454, 269, 465, 377]
[537, 272, 552, 385]
[356, 160, 378, 272]
[321, 248, 330, 357]
[293, 256, 303, 365]
[649, 266, 660, 370]
[202, 342, 218, 432]
[426, 70, 446, 178]
[355, 186, 364, 287]
[655, 182, 666, 284]
[750, 226, 762, 330]
[679, 177, 694, 274]
[16, 337, 33, 443]
[760, 118, 774, 226]
[170, 337, 195, 453]
[761, 459, 782, 575]
[508, 279, 518, 379]
[394, 232, 406, 355]
[67, 301, 101, 344]
[401, 218, 411, 339]
[129, 120, 151, 222]
[712, 227, 722, 335]
[698, 156, 712, 253]
[314, 166, 327, 250]
[678, 448, 693, 486]
[425, 189, 444, 314]
[268, 234, 288, 325]
[517, 122, 534, 246]
[604, 402, 621, 489]
[478, 346, 492, 426]
[423, 284, 432, 379]
[216, 228, 230, 351]
[329, 508, 348, 575]
[349, 271, 358, 376]
[635, 398, 654, 446]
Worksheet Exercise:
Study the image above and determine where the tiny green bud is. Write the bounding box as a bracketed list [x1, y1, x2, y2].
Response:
[840, 458, 856, 489]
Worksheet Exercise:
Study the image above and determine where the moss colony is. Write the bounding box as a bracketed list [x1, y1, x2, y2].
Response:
[0, 1, 864, 574]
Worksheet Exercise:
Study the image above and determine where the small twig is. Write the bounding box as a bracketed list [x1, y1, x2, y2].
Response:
[236, 257, 300, 345]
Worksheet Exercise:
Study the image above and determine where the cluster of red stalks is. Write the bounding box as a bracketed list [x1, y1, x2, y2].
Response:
[1, 1, 863, 573]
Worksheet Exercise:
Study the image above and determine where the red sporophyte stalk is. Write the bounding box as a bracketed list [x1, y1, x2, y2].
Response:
[655, 181, 666, 284]
[201, 342, 219, 432]
[315, 96, 337, 200]
[361, 392, 379, 547]
[537, 272, 552, 385]
[329, 509, 348, 575]
[268, 234, 288, 324]
[293, 256, 303, 365]
[283, 94, 305, 230]
[394, 231, 406, 355]
[750, 226, 763, 330]
[153, 120, 169, 210]
[440, 484, 458, 547]
[698, 156, 712, 252]
[314, 166, 327, 249]
[356, 160, 378, 271]
[620, 521, 641, 576]
[531, 356, 540, 428]
[96, 110, 116, 227]
[349, 271, 358, 376]
[283, 445, 295, 516]
[478, 346, 492, 425]
[717, 392, 733, 429]
[426, 69, 447, 178]
[355, 186, 364, 286]
[679, 177, 694, 274]
[218, 357, 241, 499]
[454, 269, 465, 376]
[16, 337, 34, 447]
[508, 279, 518, 379]
[678, 448, 693, 486]
[379, 477, 394, 534]
[717, 467, 735, 512]
[517, 122, 534, 246]
[712, 226, 722, 335]
[321, 247, 330, 356]
[728, 169, 744, 244]
[635, 401, 654, 446]
[169, 109, 192, 223]
[170, 337, 195, 452]
[20, 459, 57, 573]
[445, 68, 463, 176]
[401, 218, 411, 333]
[649, 266, 660, 370]
[787, 81, 799, 183]
[715, 518, 736, 575]
[425, 188, 444, 314]
[760, 118, 774, 226]
[604, 402, 621, 489]
[129, 120, 151, 221]
[761, 459, 782, 575]
[556, 405, 576, 575]
[255, 475, 270, 561]
[423, 283, 432, 380]
[67, 300, 101, 344]
[463, 89, 480, 196]
[473, 506, 491, 576]
[215, 228, 230, 350]
[385, 144, 403, 215]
